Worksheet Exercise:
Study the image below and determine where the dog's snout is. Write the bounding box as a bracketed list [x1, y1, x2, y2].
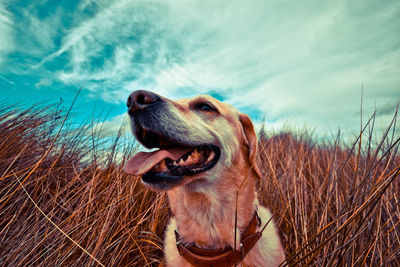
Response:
[127, 90, 161, 113]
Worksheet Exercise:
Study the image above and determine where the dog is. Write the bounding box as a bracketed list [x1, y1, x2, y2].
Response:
[124, 90, 285, 266]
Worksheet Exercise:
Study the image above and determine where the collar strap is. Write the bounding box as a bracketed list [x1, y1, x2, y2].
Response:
[175, 211, 262, 267]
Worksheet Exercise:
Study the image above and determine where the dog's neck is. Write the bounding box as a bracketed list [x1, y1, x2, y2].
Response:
[167, 170, 258, 249]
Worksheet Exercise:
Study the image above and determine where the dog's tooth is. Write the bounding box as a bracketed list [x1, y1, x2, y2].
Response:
[207, 151, 215, 162]
[183, 155, 193, 165]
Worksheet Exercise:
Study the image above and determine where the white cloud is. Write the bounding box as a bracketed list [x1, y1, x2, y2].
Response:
[0, 73, 14, 85]
[0, 2, 14, 67]
[28, 0, 400, 137]
[24, 9, 61, 54]
[92, 113, 129, 139]
[35, 77, 52, 89]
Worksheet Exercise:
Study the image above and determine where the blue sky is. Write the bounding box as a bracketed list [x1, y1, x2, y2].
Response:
[1, 0, 399, 139]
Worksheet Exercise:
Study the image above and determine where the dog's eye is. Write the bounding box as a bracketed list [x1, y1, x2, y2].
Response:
[196, 103, 216, 112]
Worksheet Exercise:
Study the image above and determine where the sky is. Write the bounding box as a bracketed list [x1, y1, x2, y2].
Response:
[1, 0, 399, 140]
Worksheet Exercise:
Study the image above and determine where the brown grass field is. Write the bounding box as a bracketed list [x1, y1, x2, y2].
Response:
[0, 103, 399, 266]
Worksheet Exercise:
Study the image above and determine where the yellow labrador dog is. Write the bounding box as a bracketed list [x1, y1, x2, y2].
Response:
[124, 90, 285, 267]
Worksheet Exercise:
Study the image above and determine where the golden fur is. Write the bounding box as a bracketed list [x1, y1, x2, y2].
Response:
[127, 92, 285, 266]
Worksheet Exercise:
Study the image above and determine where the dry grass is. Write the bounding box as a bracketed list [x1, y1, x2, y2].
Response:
[0, 103, 399, 266]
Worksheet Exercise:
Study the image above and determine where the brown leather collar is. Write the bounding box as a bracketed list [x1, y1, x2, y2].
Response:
[175, 211, 262, 267]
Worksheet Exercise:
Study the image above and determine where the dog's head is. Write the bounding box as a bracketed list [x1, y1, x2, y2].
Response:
[124, 90, 261, 191]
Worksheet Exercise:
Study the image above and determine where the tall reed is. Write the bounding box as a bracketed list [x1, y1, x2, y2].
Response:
[0, 103, 398, 266]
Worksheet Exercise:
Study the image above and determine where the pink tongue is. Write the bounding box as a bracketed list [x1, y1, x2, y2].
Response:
[124, 147, 190, 176]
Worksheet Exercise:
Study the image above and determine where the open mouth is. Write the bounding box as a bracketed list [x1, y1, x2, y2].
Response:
[124, 127, 221, 186]
[149, 145, 219, 175]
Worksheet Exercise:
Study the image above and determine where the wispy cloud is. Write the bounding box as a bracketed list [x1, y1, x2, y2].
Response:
[3, 0, 400, 137]
[91, 113, 129, 139]
[0, 74, 14, 85]
[0, 2, 14, 67]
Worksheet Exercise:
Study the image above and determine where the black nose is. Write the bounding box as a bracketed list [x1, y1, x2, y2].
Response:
[127, 90, 161, 113]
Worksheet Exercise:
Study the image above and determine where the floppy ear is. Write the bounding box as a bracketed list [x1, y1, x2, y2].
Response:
[238, 114, 262, 181]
